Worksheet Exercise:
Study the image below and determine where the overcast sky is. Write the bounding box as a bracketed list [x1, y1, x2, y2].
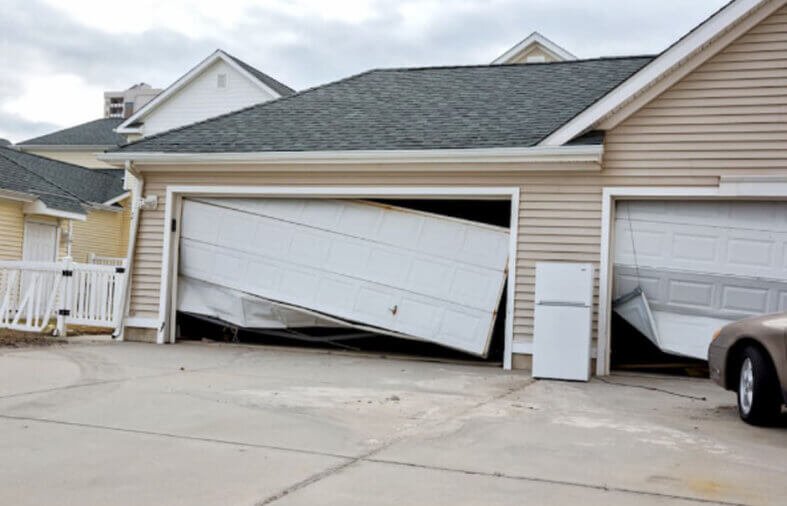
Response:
[0, 0, 729, 142]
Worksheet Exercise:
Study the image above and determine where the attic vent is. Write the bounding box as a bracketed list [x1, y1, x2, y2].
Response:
[217, 74, 228, 88]
[526, 55, 546, 63]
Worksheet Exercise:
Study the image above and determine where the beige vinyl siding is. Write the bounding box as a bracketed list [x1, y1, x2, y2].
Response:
[126, 6, 787, 354]
[0, 199, 25, 260]
[21, 149, 115, 169]
[69, 206, 127, 263]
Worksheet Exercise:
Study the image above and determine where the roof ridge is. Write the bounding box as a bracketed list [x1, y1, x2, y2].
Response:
[0, 148, 86, 205]
[375, 55, 657, 73]
[222, 50, 296, 95]
[8, 146, 121, 185]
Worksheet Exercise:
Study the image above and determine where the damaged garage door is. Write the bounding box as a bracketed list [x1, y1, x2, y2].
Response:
[614, 200, 787, 360]
[177, 198, 509, 356]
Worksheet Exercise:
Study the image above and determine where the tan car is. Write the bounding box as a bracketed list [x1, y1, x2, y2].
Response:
[709, 313, 787, 426]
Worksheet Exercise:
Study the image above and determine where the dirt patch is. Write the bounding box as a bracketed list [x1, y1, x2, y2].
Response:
[0, 329, 66, 348]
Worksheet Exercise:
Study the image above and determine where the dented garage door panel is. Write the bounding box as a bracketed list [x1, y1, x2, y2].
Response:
[614, 201, 787, 359]
[178, 198, 509, 356]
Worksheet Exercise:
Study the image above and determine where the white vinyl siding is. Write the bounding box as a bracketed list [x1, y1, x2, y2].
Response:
[140, 60, 276, 137]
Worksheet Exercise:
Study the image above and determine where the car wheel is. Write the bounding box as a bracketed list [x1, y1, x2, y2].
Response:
[737, 346, 782, 426]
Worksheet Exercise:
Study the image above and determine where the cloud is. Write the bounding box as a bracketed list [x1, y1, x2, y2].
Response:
[0, 0, 729, 142]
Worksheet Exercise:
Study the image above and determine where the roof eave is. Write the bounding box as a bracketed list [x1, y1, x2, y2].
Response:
[98, 145, 604, 171]
[539, 0, 777, 146]
[23, 199, 87, 221]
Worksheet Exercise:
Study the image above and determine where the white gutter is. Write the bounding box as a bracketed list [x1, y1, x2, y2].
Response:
[98, 145, 604, 168]
[116, 160, 143, 340]
[0, 188, 37, 203]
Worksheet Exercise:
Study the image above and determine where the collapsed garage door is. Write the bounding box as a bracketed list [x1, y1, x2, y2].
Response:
[176, 198, 510, 357]
[613, 200, 787, 360]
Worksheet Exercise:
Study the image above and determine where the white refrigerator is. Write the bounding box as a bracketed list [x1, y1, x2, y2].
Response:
[532, 262, 594, 382]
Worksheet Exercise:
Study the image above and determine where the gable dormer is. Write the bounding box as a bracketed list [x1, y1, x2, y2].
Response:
[493, 32, 577, 64]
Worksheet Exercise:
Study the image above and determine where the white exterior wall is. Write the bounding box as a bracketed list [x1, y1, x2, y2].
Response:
[140, 60, 276, 137]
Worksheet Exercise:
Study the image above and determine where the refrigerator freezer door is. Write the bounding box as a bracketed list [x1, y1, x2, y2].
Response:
[532, 304, 593, 381]
[535, 263, 594, 306]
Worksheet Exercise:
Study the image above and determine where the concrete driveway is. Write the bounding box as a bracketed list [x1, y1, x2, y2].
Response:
[0, 342, 784, 506]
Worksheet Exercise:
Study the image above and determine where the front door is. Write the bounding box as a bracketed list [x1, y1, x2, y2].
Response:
[22, 221, 58, 261]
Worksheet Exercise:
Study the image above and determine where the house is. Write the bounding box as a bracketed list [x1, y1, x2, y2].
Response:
[114, 49, 295, 140]
[0, 146, 128, 263]
[16, 117, 127, 169]
[104, 83, 162, 119]
[492, 31, 576, 64]
[14, 49, 294, 274]
[102, 0, 787, 373]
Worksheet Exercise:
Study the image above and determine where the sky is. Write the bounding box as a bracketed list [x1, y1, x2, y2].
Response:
[0, 0, 730, 143]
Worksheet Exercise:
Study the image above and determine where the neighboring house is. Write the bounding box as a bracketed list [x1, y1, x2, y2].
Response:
[492, 32, 577, 64]
[15, 117, 127, 169]
[115, 49, 295, 140]
[104, 83, 162, 119]
[0, 146, 128, 264]
[103, 0, 787, 373]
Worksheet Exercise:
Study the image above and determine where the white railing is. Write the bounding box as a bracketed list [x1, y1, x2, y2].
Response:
[0, 258, 126, 334]
[87, 253, 127, 267]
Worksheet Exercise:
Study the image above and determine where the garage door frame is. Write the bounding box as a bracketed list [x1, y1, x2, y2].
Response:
[155, 185, 520, 369]
[598, 177, 787, 376]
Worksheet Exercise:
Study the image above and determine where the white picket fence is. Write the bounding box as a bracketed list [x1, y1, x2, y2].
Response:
[0, 258, 126, 334]
[87, 253, 126, 267]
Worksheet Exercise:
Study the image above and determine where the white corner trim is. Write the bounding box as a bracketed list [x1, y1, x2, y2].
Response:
[539, 0, 773, 146]
[23, 199, 86, 221]
[492, 32, 577, 64]
[98, 145, 604, 168]
[116, 50, 284, 134]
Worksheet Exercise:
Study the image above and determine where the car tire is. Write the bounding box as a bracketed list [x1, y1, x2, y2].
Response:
[737, 346, 782, 426]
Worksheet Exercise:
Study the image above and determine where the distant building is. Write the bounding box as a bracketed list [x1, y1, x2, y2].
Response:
[103, 83, 162, 118]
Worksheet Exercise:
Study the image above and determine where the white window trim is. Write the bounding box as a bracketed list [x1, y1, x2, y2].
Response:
[597, 178, 787, 376]
[152, 185, 520, 370]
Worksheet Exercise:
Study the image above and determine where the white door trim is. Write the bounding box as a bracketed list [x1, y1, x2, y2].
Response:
[598, 181, 787, 376]
[155, 186, 520, 370]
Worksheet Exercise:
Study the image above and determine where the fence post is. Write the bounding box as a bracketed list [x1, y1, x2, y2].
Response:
[111, 261, 127, 337]
[88, 253, 96, 264]
[56, 257, 73, 336]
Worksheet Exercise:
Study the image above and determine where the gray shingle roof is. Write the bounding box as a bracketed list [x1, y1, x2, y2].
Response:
[225, 53, 295, 97]
[0, 146, 126, 214]
[18, 117, 126, 147]
[116, 56, 653, 154]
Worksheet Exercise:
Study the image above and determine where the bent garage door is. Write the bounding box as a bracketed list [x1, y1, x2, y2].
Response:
[613, 200, 787, 359]
[177, 198, 510, 356]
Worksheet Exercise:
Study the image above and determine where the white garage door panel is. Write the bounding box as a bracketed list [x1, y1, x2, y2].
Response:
[614, 200, 787, 359]
[179, 198, 509, 356]
[182, 200, 506, 311]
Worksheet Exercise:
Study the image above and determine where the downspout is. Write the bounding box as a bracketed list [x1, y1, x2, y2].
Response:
[115, 160, 144, 339]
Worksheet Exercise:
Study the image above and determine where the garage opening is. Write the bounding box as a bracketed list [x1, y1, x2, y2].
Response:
[610, 200, 787, 375]
[174, 196, 513, 365]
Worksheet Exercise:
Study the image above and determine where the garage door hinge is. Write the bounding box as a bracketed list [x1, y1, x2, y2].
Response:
[171, 219, 177, 232]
